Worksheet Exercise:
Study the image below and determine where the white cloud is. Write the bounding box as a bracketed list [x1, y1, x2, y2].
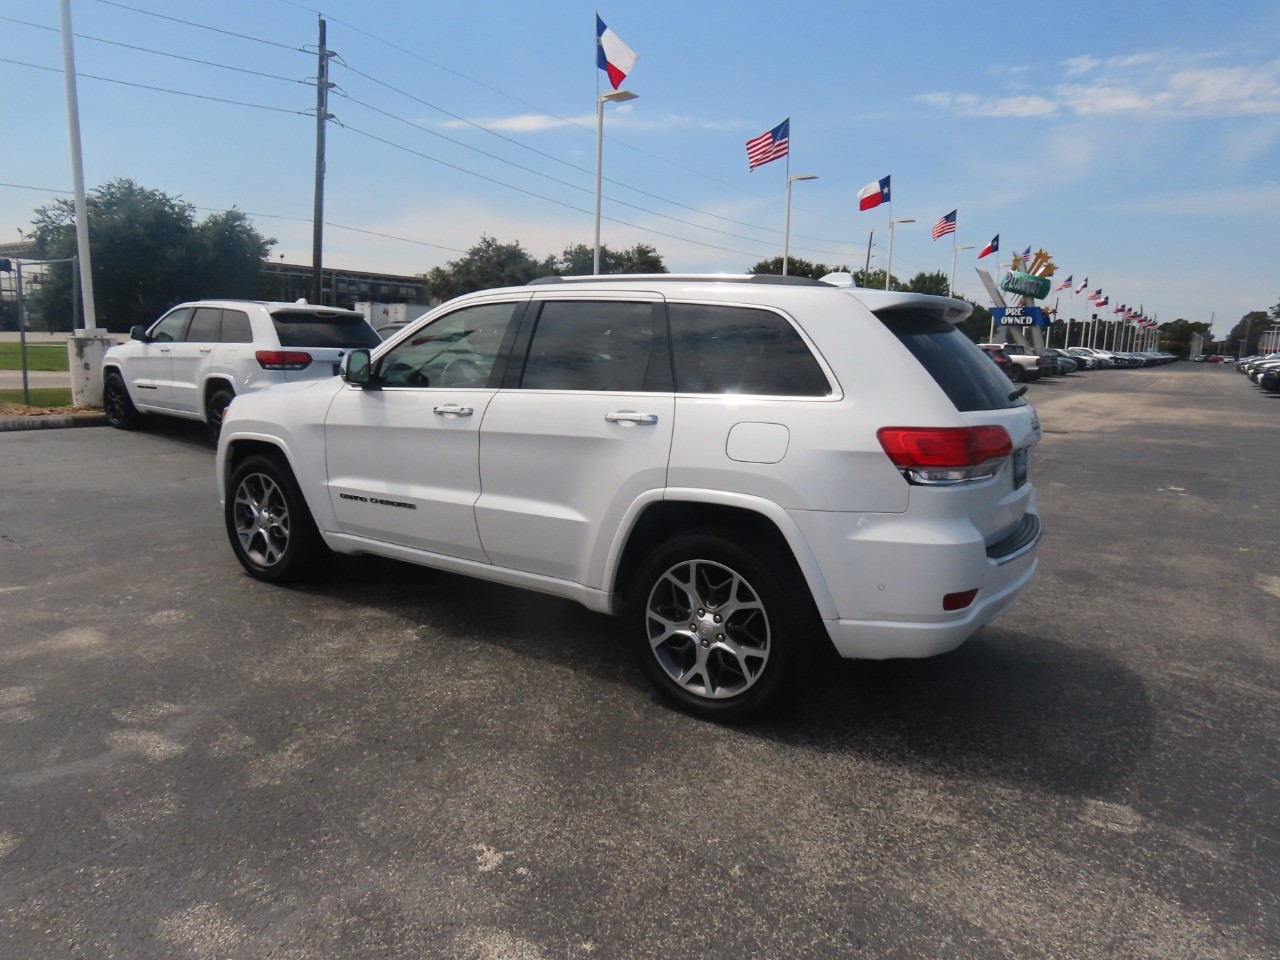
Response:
[924, 53, 1280, 119]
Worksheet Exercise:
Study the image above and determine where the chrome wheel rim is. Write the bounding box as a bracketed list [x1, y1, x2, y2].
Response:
[645, 559, 771, 700]
[233, 472, 291, 568]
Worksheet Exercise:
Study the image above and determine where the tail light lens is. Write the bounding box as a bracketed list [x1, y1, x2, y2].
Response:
[255, 350, 313, 371]
[877, 426, 1013, 486]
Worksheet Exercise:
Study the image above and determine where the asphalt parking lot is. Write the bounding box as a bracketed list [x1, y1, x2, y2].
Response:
[2, 364, 1277, 959]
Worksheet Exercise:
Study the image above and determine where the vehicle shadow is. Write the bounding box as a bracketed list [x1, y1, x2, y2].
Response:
[305, 556, 1151, 801]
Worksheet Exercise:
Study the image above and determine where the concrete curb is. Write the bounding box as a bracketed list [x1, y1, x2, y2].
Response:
[0, 414, 108, 433]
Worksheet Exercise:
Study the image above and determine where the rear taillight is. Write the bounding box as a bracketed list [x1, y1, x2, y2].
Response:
[877, 426, 1013, 486]
[255, 350, 313, 371]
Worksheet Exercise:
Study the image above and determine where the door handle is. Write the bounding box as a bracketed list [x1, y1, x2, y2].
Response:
[433, 404, 474, 417]
[605, 411, 659, 425]
[199, 348, 213, 354]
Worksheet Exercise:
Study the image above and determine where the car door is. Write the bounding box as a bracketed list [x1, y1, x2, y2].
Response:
[475, 296, 674, 586]
[323, 299, 525, 562]
[125, 306, 191, 410]
[167, 305, 223, 414]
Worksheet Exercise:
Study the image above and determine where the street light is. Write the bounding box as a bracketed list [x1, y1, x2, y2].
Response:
[593, 88, 638, 275]
[885, 218, 914, 290]
[783, 174, 818, 276]
[949, 244, 974, 297]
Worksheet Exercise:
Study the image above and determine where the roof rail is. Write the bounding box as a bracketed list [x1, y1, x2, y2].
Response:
[526, 273, 830, 287]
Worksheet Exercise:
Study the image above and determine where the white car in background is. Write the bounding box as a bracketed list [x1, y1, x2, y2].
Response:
[102, 299, 381, 443]
[217, 275, 1043, 720]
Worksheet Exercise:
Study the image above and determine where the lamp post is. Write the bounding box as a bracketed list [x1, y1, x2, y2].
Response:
[782, 174, 818, 276]
[593, 88, 638, 275]
[949, 244, 974, 297]
[885, 218, 914, 290]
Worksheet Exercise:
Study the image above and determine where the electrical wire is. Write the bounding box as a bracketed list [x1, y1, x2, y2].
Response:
[90, 0, 307, 54]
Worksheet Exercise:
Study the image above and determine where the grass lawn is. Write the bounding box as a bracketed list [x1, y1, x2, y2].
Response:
[0, 388, 74, 407]
[0, 342, 71, 371]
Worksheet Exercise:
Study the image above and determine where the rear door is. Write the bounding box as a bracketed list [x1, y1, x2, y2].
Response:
[270, 308, 382, 381]
[475, 296, 673, 586]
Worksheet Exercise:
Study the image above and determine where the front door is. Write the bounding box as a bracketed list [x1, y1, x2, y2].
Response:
[323, 300, 523, 562]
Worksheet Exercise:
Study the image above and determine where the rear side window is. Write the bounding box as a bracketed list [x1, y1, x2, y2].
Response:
[668, 303, 830, 396]
[221, 309, 253, 343]
[877, 307, 1024, 411]
[270, 311, 381, 349]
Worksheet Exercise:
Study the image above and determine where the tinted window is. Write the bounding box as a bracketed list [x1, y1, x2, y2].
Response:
[877, 308, 1025, 411]
[185, 307, 222, 342]
[520, 301, 655, 392]
[378, 302, 518, 389]
[668, 303, 830, 396]
[221, 309, 253, 343]
[149, 307, 191, 343]
[270, 311, 381, 349]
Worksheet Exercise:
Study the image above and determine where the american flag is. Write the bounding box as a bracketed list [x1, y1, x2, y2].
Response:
[746, 119, 789, 171]
[1054, 275, 1073, 291]
[931, 210, 957, 240]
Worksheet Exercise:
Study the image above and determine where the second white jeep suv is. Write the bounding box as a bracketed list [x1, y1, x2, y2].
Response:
[217, 275, 1042, 720]
[102, 299, 381, 442]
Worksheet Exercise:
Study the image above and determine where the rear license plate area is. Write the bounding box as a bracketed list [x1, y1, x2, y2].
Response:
[1013, 447, 1029, 488]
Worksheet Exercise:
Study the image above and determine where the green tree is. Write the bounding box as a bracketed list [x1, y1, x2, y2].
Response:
[747, 256, 849, 280]
[958, 302, 993, 343]
[553, 242, 667, 275]
[29, 178, 274, 332]
[1153, 318, 1212, 359]
[427, 236, 553, 301]
[905, 271, 949, 296]
[1226, 310, 1268, 356]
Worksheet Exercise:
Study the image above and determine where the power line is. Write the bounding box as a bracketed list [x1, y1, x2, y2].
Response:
[0, 58, 308, 115]
[0, 15, 310, 86]
[89, 0, 307, 54]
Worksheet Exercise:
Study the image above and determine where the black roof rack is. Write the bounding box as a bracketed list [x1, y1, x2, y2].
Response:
[526, 273, 829, 287]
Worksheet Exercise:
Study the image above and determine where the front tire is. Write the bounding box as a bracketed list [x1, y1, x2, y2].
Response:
[225, 453, 326, 583]
[103, 370, 141, 430]
[628, 531, 816, 722]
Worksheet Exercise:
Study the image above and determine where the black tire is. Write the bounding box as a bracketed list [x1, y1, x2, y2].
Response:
[627, 530, 817, 722]
[103, 369, 141, 430]
[205, 384, 235, 446]
[1010, 364, 1026, 383]
[225, 453, 327, 583]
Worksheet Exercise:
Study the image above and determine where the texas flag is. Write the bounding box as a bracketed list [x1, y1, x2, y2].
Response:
[596, 15, 638, 89]
[1096, 295, 1109, 307]
[857, 176, 891, 211]
[1054, 274, 1073, 291]
[1075, 277, 1088, 294]
[977, 234, 998, 259]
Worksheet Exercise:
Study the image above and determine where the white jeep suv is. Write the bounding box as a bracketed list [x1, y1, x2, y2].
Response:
[217, 276, 1042, 720]
[102, 299, 381, 442]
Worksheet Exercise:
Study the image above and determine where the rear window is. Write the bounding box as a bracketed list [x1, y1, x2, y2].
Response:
[270, 311, 381, 349]
[877, 307, 1025, 412]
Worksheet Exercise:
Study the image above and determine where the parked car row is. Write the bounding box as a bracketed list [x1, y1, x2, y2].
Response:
[1237, 353, 1280, 393]
[976, 343, 1177, 383]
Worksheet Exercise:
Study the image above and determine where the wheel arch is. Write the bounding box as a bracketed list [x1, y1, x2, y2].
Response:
[606, 494, 837, 620]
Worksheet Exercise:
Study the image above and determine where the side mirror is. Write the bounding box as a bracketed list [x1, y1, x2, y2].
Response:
[340, 349, 376, 387]
[130, 325, 150, 343]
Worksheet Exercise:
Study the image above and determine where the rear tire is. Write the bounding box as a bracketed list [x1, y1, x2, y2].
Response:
[627, 530, 817, 722]
[103, 370, 141, 430]
[225, 453, 327, 583]
[205, 384, 235, 446]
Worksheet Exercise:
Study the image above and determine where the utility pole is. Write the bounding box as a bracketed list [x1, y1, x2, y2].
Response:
[863, 230, 873, 283]
[311, 16, 333, 305]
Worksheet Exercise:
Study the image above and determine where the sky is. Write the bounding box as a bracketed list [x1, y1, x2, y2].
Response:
[2, 0, 1278, 338]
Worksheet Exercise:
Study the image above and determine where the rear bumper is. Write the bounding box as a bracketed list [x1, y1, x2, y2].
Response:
[790, 502, 1042, 661]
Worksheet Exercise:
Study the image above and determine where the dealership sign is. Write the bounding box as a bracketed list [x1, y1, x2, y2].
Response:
[999, 270, 1052, 300]
[993, 305, 1049, 327]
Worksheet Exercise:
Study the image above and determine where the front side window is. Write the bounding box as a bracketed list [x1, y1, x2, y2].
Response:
[149, 307, 191, 343]
[519, 300, 655, 391]
[668, 303, 831, 396]
[378, 301, 518, 389]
